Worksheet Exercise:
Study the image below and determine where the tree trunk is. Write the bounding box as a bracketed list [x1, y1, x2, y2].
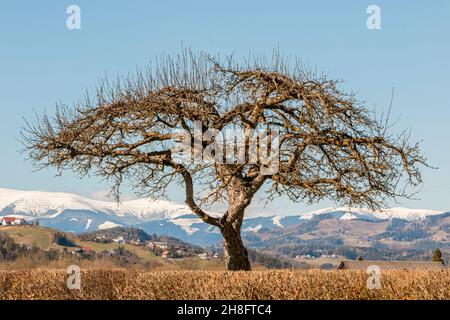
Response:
[219, 174, 253, 271]
[221, 222, 251, 271]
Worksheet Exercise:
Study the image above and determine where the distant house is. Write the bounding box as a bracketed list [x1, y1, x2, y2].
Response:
[112, 236, 125, 244]
[82, 246, 92, 253]
[338, 260, 446, 271]
[198, 252, 209, 260]
[73, 246, 92, 255]
[295, 254, 315, 260]
[153, 241, 168, 250]
[161, 250, 170, 259]
[0, 217, 26, 226]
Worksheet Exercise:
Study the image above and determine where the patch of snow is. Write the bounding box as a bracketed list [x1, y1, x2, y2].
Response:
[170, 217, 201, 235]
[339, 212, 358, 221]
[244, 224, 263, 233]
[98, 221, 121, 230]
[272, 216, 285, 228]
[85, 219, 92, 230]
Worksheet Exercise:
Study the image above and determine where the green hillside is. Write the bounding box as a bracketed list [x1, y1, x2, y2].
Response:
[0, 225, 225, 270]
[1, 225, 57, 249]
[0, 225, 166, 262]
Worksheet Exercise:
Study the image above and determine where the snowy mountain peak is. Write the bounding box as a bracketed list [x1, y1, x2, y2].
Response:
[0, 187, 199, 220]
[298, 206, 444, 221]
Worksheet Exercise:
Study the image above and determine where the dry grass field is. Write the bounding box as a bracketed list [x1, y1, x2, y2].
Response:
[0, 269, 449, 300]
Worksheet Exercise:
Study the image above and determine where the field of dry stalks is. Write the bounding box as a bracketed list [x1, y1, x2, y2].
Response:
[0, 269, 449, 300]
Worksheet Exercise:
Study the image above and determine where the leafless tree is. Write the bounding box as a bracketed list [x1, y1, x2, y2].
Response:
[21, 50, 427, 270]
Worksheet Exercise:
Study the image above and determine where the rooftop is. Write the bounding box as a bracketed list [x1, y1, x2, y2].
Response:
[338, 260, 446, 271]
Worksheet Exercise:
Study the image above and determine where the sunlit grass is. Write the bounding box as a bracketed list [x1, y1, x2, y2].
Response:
[0, 269, 449, 300]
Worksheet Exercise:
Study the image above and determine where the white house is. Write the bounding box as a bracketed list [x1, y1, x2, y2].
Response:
[0, 217, 26, 226]
[198, 252, 209, 260]
[153, 241, 168, 250]
[112, 236, 125, 244]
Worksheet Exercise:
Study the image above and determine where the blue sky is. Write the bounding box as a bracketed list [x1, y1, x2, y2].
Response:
[0, 1, 449, 215]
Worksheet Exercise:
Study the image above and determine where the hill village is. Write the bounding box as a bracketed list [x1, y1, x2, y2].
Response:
[0, 216, 218, 261]
[82, 233, 219, 260]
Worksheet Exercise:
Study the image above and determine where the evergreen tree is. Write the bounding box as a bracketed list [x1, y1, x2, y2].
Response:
[432, 248, 444, 264]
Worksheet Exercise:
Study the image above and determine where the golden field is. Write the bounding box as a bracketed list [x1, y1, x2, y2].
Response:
[0, 269, 449, 300]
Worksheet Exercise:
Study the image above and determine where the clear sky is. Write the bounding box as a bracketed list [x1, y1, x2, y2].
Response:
[0, 1, 449, 215]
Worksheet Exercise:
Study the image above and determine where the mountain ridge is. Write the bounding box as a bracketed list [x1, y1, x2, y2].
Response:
[1, 187, 447, 247]
[0, 187, 219, 220]
[0, 187, 443, 221]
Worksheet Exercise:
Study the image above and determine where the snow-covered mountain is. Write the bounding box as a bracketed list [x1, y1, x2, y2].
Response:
[297, 206, 444, 222]
[0, 188, 221, 243]
[0, 188, 446, 246]
[0, 188, 210, 220]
